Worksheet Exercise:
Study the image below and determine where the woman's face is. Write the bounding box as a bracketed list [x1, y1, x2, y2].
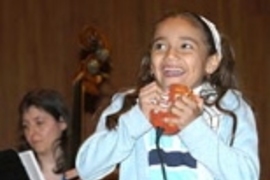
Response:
[150, 16, 215, 90]
[22, 106, 66, 155]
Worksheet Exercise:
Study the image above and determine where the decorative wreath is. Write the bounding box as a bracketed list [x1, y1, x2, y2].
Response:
[73, 25, 112, 95]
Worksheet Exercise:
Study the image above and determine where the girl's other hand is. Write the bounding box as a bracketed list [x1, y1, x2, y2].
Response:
[138, 82, 168, 120]
[166, 95, 203, 130]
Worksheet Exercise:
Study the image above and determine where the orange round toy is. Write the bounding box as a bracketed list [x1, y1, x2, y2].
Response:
[150, 84, 196, 135]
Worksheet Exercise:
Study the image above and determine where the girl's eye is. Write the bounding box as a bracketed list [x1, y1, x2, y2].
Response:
[152, 42, 167, 51]
[181, 43, 193, 49]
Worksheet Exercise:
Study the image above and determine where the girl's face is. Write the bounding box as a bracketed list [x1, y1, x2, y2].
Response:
[150, 16, 217, 90]
[22, 106, 67, 155]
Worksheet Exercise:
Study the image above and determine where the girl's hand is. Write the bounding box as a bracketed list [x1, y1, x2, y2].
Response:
[138, 82, 168, 120]
[166, 95, 203, 130]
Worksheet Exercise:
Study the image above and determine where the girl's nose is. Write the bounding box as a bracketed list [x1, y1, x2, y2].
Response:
[165, 47, 178, 60]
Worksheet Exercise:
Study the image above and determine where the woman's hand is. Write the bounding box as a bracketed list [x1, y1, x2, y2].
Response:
[65, 168, 80, 180]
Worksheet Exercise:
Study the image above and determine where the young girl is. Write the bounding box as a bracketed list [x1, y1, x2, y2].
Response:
[17, 89, 79, 180]
[75, 11, 260, 180]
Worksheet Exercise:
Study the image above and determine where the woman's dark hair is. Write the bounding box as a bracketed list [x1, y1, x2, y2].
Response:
[106, 11, 239, 145]
[17, 89, 70, 173]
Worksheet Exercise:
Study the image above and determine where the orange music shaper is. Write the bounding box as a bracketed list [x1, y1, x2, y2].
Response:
[150, 84, 196, 135]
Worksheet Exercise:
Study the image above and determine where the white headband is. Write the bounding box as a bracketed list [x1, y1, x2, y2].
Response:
[200, 16, 222, 60]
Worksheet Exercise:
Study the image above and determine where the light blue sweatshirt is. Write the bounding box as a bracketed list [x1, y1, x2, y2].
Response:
[76, 88, 259, 180]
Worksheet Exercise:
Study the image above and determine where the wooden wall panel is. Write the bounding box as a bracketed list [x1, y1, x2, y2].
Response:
[0, 0, 269, 179]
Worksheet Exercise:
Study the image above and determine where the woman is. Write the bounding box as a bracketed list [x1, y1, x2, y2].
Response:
[17, 89, 79, 180]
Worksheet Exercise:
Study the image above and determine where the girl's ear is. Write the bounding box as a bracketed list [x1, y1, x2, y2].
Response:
[205, 54, 220, 75]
